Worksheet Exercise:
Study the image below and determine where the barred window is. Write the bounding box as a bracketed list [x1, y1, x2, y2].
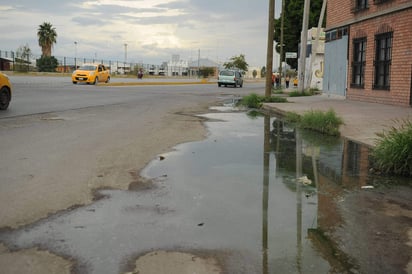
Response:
[325, 27, 348, 42]
[373, 32, 392, 90]
[351, 38, 366, 88]
[353, 0, 368, 12]
[374, 0, 391, 4]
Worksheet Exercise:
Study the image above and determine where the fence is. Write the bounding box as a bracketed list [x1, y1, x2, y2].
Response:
[0, 50, 165, 75]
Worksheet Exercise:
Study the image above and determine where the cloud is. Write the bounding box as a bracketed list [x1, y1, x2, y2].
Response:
[0, 0, 282, 67]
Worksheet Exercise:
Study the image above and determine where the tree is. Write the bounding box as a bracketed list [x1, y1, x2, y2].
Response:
[36, 56, 58, 72]
[199, 67, 215, 78]
[253, 70, 257, 78]
[223, 54, 249, 71]
[261, 66, 266, 78]
[37, 22, 57, 57]
[274, 0, 324, 69]
[15, 44, 32, 72]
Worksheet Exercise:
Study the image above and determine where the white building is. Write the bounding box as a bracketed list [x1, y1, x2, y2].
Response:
[299, 27, 325, 90]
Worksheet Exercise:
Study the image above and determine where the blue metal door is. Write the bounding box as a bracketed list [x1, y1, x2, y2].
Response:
[323, 36, 348, 97]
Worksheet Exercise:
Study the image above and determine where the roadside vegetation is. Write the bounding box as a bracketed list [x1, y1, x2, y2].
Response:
[288, 88, 320, 97]
[285, 109, 343, 136]
[239, 93, 288, 109]
[371, 119, 412, 176]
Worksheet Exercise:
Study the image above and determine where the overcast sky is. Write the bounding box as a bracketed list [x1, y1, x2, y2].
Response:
[0, 0, 282, 67]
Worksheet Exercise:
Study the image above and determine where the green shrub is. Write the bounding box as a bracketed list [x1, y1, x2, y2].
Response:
[371, 120, 412, 176]
[288, 88, 320, 97]
[272, 89, 284, 94]
[261, 96, 288, 103]
[239, 93, 287, 108]
[36, 56, 58, 72]
[289, 90, 312, 97]
[284, 111, 301, 123]
[240, 93, 261, 108]
[299, 109, 343, 136]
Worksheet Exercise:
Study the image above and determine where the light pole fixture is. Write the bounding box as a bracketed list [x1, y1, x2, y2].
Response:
[124, 43, 127, 63]
[124, 43, 128, 74]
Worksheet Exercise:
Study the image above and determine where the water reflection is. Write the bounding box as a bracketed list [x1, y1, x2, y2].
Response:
[269, 119, 365, 272]
[0, 111, 407, 274]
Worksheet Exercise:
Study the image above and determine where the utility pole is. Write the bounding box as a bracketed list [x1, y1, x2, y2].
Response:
[298, 0, 311, 93]
[124, 43, 128, 63]
[198, 49, 200, 78]
[279, 0, 286, 85]
[265, 0, 275, 98]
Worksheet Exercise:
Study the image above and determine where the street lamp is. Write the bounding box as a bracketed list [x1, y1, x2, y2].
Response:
[74, 41, 77, 69]
[124, 43, 127, 74]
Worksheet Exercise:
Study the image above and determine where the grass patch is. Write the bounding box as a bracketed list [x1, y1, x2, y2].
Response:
[288, 88, 320, 97]
[371, 119, 412, 176]
[272, 88, 284, 94]
[239, 93, 288, 108]
[284, 109, 343, 136]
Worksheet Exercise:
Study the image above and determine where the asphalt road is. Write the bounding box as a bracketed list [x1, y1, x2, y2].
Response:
[1, 76, 263, 118]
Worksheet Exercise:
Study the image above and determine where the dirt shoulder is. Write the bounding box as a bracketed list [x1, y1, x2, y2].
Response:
[0, 102, 212, 274]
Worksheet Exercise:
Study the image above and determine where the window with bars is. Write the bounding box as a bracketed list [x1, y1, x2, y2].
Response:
[373, 32, 392, 90]
[374, 0, 391, 4]
[351, 38, 366, 88]
[353, 0, 369, 12]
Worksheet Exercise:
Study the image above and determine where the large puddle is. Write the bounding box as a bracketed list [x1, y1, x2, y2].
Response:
[0, 110, 410, 273]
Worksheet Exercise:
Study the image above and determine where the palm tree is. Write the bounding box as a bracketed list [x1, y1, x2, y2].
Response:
[37, 22, 57, 57]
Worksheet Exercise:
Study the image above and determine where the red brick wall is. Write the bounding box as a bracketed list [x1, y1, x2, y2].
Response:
[347, 9, 412, 106]
[326, 0, 353, 27]
[327, 0, 411, 28]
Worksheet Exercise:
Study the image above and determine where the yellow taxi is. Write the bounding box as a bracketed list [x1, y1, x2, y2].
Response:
[72, 64, 110, 85]
[0, 72, 12, 110]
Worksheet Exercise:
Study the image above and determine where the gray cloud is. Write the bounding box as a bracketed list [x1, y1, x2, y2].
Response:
[0, 0, 282, 66]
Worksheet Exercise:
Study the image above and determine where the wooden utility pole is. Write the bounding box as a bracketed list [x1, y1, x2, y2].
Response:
[298, 0, 311, 93]
[279, 0, 286, 84]
[265, 0, 275, 98]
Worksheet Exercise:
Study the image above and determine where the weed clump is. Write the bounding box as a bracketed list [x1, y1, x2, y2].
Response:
[371, 119, 412, 176]
[239, 93, 287, 108]
[288, 88, 319, 97]
[285, 109, 343, 136]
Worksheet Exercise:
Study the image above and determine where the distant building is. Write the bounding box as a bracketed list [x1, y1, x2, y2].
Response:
[299, 27, 325, 90]
[166, 55, 188, 76]
[324, 0, 412, 106]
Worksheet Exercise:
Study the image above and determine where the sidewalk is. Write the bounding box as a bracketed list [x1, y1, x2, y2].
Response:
[262, 94, 412, 147]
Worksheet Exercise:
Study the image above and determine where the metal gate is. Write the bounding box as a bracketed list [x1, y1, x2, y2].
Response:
[323, 36, 348, 97]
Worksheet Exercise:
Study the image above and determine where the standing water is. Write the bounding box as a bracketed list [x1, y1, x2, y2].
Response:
[0, 110, 410, 274]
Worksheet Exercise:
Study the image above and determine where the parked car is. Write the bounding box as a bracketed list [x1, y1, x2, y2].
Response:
[0, 72, 12, 110]
[72, 64, 110, 85]
[218, 70, 243, 88]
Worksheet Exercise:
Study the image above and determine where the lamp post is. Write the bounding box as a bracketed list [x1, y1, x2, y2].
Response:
[74, 41, 77, 69]
[124, 43, 128, 74]
[279, 0, 286, 86]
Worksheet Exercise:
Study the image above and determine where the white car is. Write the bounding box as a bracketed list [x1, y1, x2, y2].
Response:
[218, 70, 243, 88]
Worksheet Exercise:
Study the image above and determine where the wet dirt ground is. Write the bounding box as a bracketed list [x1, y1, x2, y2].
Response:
[0, 109, 410, 273]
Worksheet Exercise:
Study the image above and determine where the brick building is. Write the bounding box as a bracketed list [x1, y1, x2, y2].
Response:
[323, 0, 412, 107]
